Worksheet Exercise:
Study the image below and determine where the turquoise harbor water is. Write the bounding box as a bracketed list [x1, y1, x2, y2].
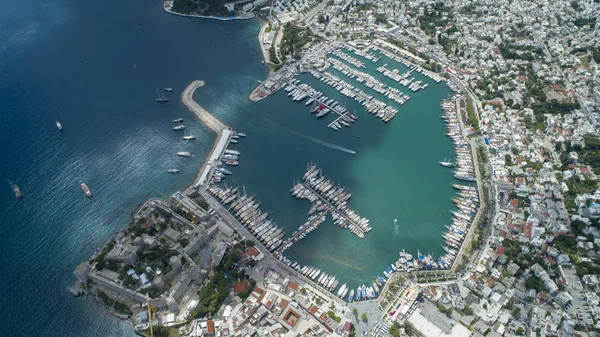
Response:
[0, 0, 453, 335]
[222, 50, 455, 291]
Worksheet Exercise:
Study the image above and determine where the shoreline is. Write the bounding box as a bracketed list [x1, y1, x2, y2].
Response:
[162, 2, 255, 21]
[180, 80, 230, 188]
[162, 0, 273, 101]
[248, 22, 279, 102]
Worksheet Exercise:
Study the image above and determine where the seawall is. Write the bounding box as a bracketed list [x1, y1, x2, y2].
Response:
[181, 80, 231, 188]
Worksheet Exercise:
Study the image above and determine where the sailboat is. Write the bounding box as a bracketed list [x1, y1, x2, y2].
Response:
[172, 122, 185, 131]
[438, 158, 454, 167]
[183, 130, 195, 141]
[155, 89, 169, 102]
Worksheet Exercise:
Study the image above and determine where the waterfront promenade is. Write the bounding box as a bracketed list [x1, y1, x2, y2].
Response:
[377, 95, 486, 308]
[450, 96, 487, 273]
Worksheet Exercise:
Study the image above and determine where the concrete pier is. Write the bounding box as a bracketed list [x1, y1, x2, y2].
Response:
[182, 80, 226, 133]
[274, 212, 326, 256]
[181, 80, 231, 188]
[285, 81, 350, 123]
[301, 182, 367, 236]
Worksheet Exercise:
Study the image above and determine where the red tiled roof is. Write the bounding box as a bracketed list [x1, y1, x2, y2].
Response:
[234, 281, 249, 294]
[524, 223, 532, 237]
[246, 246, 261, 257]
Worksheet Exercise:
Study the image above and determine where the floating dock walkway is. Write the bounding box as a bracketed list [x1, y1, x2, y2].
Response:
[274, 211, 327, 256]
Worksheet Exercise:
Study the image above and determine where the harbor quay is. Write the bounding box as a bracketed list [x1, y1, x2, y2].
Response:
[70, 41, 489, 337]
[184, 70, 484, 324]
[199, 188, 346, 306]
[208, 41, 484, 303]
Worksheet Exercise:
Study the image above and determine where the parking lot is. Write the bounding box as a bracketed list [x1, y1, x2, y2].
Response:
[562, 266, 597, 327]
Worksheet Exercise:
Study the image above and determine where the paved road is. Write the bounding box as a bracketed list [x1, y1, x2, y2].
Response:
[303, 0, 328, 38]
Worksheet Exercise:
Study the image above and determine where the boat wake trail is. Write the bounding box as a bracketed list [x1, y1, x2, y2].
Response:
[287, 129, 356, 154]
[300, 133, 357, 155]
[259, 117, 357, 154]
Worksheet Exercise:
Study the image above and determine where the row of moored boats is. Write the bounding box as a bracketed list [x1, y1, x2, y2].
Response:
[208, 186, 284, 251]
[278, 256, 386, 302]
[376, 64, 429, 92]
[341, 44, 380, 63]
[329, 57, 413, 106]
[331, 48, 366, 68]
[290, 165, 371, 239]
[274, 212, 327, 256]
[441, 98, 477, 182]
[284, 80, 360, 132]
[211, 134, 246, 183]
[311, 71, 398, 122]
[378, 96, 481, 275]
[370, 42, 444, 83]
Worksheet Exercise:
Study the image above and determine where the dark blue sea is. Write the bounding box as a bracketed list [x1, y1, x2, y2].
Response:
[0, 0, 264, 335]
[0, 0, 457, 335]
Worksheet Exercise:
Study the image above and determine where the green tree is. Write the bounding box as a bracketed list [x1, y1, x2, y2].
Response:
[403, 321, 413, 336]
[361, 312, 368, 322]
[389, 323, 400, 337]
[525, 275, 547, 292]
[375, 13, 387, 25]
[152, 325, 170, 337]
[463, 306, 474, 315]
[327, 310, 341, 322]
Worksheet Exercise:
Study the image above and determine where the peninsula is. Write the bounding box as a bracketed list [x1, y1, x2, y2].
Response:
[163, 0, 256, 20]
[76, 0, 600, 336]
